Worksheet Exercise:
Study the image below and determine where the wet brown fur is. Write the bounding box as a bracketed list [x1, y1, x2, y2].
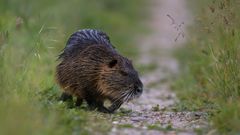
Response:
[56, 37, 142, 113]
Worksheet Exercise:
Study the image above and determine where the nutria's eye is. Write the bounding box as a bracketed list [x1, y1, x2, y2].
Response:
[108, 59, 117, 68]
[119, 71, 128, 76]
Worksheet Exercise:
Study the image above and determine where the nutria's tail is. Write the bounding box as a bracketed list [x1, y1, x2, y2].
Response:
[58, 29, 115, 59]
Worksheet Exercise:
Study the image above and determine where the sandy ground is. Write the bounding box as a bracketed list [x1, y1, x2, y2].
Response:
[109, 0, 208, 135]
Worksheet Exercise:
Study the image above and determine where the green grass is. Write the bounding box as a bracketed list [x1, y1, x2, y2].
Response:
[118, 124, 134, 128]
[0, 0, 146, 134]
[174, 0, 240, 134]
[147, 123, 173, 132]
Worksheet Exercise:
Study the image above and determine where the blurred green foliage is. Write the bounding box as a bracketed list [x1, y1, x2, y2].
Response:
[174, 0, 240, 134]
[0, 0, 145, 134]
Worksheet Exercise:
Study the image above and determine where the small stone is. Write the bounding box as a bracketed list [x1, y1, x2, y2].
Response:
[111, 127, 117, 132]
[113, 121, 119, 124]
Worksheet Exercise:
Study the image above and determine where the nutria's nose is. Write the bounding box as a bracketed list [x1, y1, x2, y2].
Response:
[135, 86, 143, 93]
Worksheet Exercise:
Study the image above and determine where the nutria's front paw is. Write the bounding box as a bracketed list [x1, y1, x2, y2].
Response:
[97, 106, 112, 113]
[107, 100, 123, 113]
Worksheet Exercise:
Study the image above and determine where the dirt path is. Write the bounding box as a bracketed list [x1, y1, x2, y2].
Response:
[110, 0, 207, 135]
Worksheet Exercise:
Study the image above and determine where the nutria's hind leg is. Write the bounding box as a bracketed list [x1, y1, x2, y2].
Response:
[75, 97, 83, 107]
[108, 100, 123, 113]
[60, 92, 73, 101]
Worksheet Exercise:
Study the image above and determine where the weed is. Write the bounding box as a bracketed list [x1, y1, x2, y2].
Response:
[174, 0, 240, 134]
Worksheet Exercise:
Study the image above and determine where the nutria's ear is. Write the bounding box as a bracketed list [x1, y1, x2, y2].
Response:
[108, 59, 118, 68]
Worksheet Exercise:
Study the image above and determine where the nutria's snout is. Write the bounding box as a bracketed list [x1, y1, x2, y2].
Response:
[135, 86, 143, 93]
[134, 80, 143, 98]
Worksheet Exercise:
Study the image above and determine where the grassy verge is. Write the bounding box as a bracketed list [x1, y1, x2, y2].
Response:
[0, 0, 145, 134]
[174, 0, 240, 134]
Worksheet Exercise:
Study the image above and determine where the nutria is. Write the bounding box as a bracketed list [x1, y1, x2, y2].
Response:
[56, 29, 143, 113]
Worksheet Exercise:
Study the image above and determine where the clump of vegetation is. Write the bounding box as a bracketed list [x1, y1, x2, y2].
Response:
[147, 123, 173, 132]
[0, 0, 145, 134]
[174, 0, 240, 134]
[118, 124, 134, 128]
[152, 104, 160, 112]
[147, 124, 164, 131]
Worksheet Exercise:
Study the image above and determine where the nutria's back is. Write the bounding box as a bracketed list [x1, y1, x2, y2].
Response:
[56, 29, 143, 113]
[58, 29, 114, 59]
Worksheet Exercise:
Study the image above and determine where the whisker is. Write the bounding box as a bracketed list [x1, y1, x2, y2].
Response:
[112, 91, 128, 103]
[128, 89, 135, 101]
[125, 91, 132, 102]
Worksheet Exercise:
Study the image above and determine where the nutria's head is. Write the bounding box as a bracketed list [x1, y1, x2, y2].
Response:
[98, 55, 143, 102]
